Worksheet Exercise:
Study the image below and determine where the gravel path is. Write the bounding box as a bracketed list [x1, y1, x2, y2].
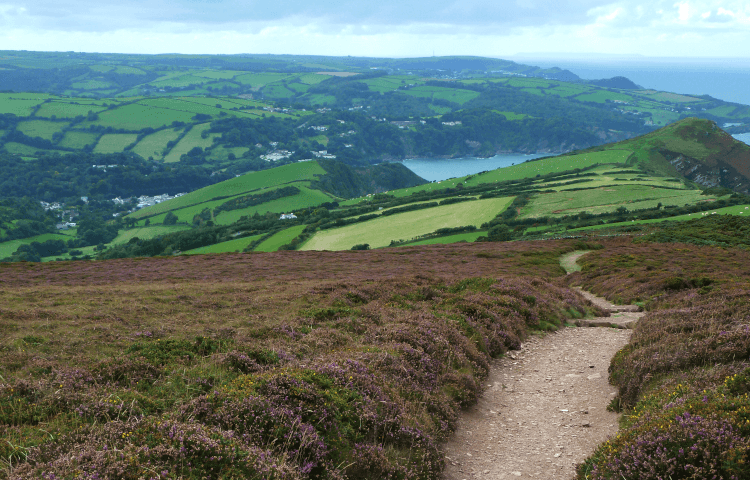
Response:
[440, 253, 640, 479]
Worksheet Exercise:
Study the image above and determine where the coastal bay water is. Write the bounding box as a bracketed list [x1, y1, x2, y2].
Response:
[401, 153, 548, 182]
[733, 133, 750, 146]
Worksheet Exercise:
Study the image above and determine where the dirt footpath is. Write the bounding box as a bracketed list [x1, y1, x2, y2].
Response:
[440, 252, 639, 479]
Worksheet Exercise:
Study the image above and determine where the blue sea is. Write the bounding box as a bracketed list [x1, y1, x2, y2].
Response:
[511, 56, 750, 106]
[401, 153, 547, 182]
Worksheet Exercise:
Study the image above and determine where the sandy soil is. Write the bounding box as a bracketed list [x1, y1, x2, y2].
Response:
[440, 253, 641, 479]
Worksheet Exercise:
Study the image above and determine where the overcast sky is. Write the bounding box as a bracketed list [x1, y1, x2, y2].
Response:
[1, 0, 748, 58]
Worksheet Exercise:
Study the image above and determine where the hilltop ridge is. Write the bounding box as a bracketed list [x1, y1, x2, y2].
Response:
[575, 118, 750, 194]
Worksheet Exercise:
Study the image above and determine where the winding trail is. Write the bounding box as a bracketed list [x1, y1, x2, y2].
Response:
[440, 251, 643, 479]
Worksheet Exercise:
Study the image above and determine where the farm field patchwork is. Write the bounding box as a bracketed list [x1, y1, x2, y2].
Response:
[58, 131, 98, 149]
[128, 161, 327, 219]
[84, 103, 196, 130]
[93, 133, 139, 154]
[254, 224, 306, 252]
[163, 123, 220, 163]
[35, 101, 109, 119]
[16, 120, 69, 141]
[520, 185, 715, 218]
[214, 186, 335, 225]
[0, 232, 74, 258]
[301, 196, 514, 251]
[131, 128, 183, 160]
[463, 150, 633, 186]
[570, 204, 750, 231]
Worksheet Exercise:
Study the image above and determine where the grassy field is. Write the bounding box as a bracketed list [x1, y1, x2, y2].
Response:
[521, 185, 714, 218]
[0, 232, 74, 258]
[234, 72, 291, 87]
[570, 204, 750, 231]
[401, 231, 485, 246]
[163, 123, 219, 163]
[302, 196, 514, 251]
[85, 103, 195, 130]
[93, 133, 139, 154]
[399, 86, 480, 105]
[575, 91, 634, 104]
[463, 150, 633, 186]
[131, 128, 183, 160]
[59, 131, 98, 149]
[110, 225, 192, 245]
[129, 161, 327, 219]
[254, 225, 306, 252]
[183, 234, 265, 254]
[214, 186, 335, 225]
[35, 101, 109, 119]
[16, 120, 68, 141]
[3, 142, 66, 156]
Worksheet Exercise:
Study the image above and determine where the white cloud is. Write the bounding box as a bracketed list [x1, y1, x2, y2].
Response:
[0, 0, 746, 57]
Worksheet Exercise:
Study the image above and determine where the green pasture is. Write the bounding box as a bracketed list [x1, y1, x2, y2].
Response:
[502, 78, 552, 89]
[261, 84, 296, 98]
[35, 101, 108, 119]
[575, 91, 634, 104]
[163, 123, 220, 163]
[128, 161, 326, 219]
[71, 79, 114, 90]
[307, 135, 328, 146]
[298, 74, 329, 85]
[192, 70, 242, 80]
[494, 110, 529, 120]
[401, 231, 485, 246]
[521, 185, 714, 219]
[59, 131, 98, 149]
[428, 104, 452, 114]
[254, 225, 306, 252]
[183, 234, 265, 255]
[93, 134, 139, 154]
[110, 225, 191, 245]
[214, 185, 334, 225]
[399, 86, 479, 105]
[522, 88, 545, 96]
[138, 98, 254, 119]
[286, 83, 310, 93]
[640, 91, 700, 103]
[206, 145, 250, 162]
[85, 103, 195, 130]
[16, 120, 69, 141]
[3, 142, 65, 156]
[89, 65, 113, 73]
[114, 66, 147, 75]
[0, 232, 74, 259]
[131, 128, 183, 160]
[305, 94, 336, 106]
[234, 73, 291, 87]
[148, 74, 212, 88]
[180, 97, 246, 109]
[545, 84, 590, 98]
[463, 150, 632, 186]
[571, 204, 750, 232]
[301, 196, 514, 251]
[0, 97, 46, 115]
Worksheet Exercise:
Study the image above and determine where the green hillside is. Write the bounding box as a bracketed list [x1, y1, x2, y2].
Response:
[579, 118, 750, 194]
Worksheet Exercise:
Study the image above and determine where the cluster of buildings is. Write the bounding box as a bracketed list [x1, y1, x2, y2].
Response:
[261, 150, 295, 162]
[311, 150, 336, 159]
[134, 193, 186, 210]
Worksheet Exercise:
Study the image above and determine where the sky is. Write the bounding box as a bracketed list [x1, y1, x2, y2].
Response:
[0, 0, 748, 58]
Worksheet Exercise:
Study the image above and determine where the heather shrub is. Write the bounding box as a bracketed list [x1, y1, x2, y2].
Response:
[0, 242, 605, 479]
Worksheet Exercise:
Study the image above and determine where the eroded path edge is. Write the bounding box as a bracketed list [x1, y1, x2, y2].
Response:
[440, 251, 642, 480]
